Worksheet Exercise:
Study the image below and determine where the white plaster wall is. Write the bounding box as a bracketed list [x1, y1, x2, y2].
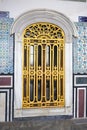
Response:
[0, 0, 87, 22]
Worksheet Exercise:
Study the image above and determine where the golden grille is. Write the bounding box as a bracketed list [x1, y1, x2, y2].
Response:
[22, 22, 65, 108]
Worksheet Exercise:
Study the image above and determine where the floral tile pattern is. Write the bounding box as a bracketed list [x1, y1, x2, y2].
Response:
[0, 12, 14, 74]
[74, 22, 87, 74]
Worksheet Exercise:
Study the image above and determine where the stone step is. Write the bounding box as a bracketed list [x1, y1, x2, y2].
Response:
[72, 118, 87, 130]
[0, 119, 87, 130]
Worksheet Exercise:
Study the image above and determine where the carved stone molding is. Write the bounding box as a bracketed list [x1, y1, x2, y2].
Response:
[11, 9, 77, 43]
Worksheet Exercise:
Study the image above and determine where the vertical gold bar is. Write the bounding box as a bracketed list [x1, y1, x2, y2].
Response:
[57, 45, 58, 101]
[58, 44, 60, 103]
[28, 45, 30, 102]
[45, 45, 47, 102]
[34, 45, 35, 102]
[35, 45, 38, 102]
[63, 43, 65, 105]
[51, 45, 54, 101]
[50, 45, 51, 101]
[26, 43, 28, 100]
[43, 44, 46, 102]
[22, 42, 24, 106]
[45, 44, 46, 104]
[37, 45, 38, 102]
[53, 45, 54, 101]
[41, 44, 43, 103]
[60, 77, 63, 97]
[59, 75, 60, 105]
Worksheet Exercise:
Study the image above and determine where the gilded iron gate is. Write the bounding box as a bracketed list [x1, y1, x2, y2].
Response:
[22, 22, 65, 108]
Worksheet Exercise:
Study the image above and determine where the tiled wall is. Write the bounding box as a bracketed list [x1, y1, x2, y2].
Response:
[74, 22, 87, 74]
[73, 22, 87, 118]
[0, 12, 13, 74]
[0, 11, 14, 122]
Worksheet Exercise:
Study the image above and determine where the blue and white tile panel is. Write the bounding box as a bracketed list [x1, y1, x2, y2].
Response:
[0, 12, 14, 74]
[74, 22, 87, 74]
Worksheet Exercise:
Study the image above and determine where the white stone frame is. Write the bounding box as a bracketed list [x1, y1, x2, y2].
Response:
[11, 9, 77, 118]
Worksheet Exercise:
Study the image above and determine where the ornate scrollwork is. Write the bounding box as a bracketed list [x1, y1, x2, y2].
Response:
[24, 23, 64, 39]
[23, 22, 65, 108]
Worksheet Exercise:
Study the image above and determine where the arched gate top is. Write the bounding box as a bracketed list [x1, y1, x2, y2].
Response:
[11, 9, 77, 43]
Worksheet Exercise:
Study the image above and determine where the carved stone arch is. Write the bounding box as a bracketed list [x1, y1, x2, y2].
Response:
[11, 9, 77, 118]
[11, 9, 77, 43]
